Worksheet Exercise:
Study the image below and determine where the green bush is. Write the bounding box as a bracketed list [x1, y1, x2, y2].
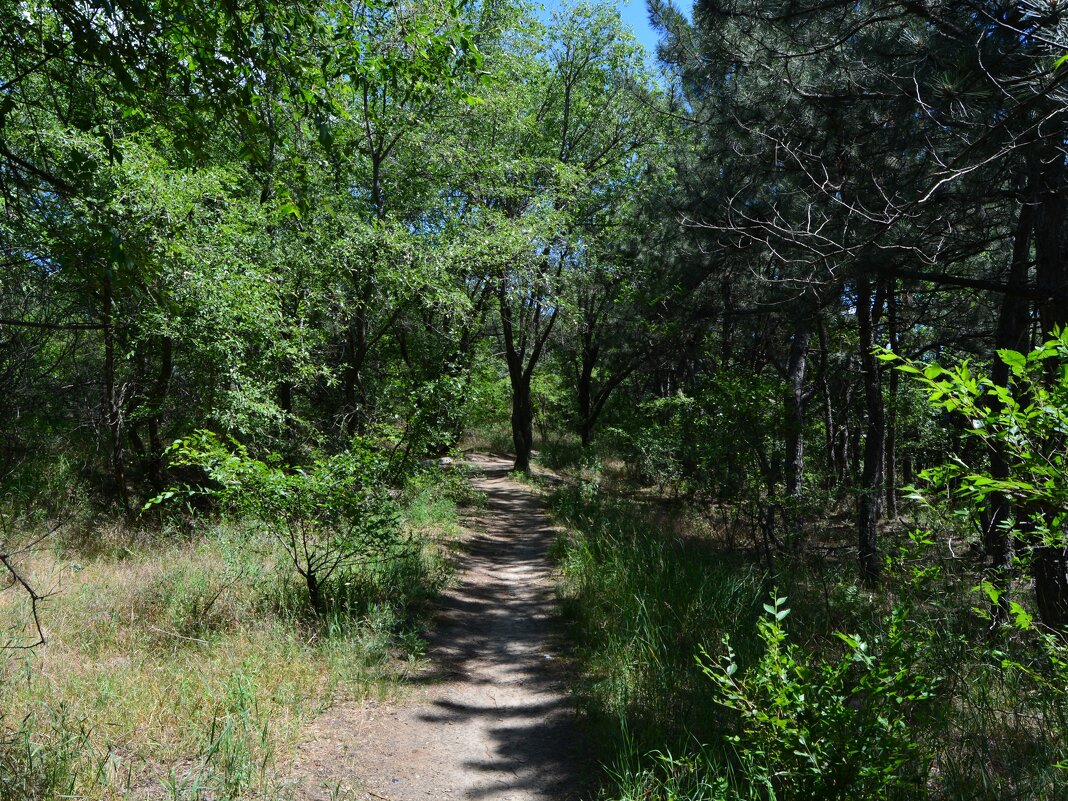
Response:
[702, 597, 937, 800]
[159, 432, 406, 616]
[607, 373, 783, 503]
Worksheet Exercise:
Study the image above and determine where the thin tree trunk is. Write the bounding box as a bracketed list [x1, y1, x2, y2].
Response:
[498, 279, 535, 473]
[817, 315, 838, 488]
[720, 278, 734, 370]
[783, 315, 811, 544]
[856, 274, 886, 581]
[343, 291, 370, 436]
[147, 336, 173, 492]
[102, 269, 129, 512]
[578, 339, 597, 447]
[884, 281, 899, 519]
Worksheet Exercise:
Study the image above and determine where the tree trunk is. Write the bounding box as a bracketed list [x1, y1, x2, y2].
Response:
[496, 256, 559, 473]
[305, 570, 325, 616]
[578, 339, 597, 447]
[343, 300, 369, 436]
[985, 198, 1034, 579]
[1034, 547, 1068, 629]
[884, 281, 899, 519]
[783, 318, 810, 498]
[1034, 140, 1068, 340]
[147, 336, 173, 492]
[511, 377, 534, 472]
[856, 274, 886, 581]
[102, 269, 129, 512]
[783, 315, 811, 544]
[817, 315, 838, 489]
[1030, 141, 1068, 626]
[720, 277, 734, 370]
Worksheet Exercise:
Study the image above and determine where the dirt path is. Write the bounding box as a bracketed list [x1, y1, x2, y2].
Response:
[291, 454, 583, 801]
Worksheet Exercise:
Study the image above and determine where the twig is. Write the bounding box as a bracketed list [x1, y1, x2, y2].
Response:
[0, 552, 48, 648]
[147, 624, 209, 645]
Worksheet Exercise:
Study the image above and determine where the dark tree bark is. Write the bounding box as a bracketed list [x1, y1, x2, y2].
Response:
[884, 281, 899, 519]
[146, 336, 173, 492]
[783, 317, 810, 497]
[1030, 142, 1068, 627]
[576, 300, 601, 447]
[510, 374, 535, 472]
[575, 310, 639, 447]
[985, 198, 1034, 579]
[817, 315, 839, 489]
[1034, 141, 1068, 340]
[856, 274, 886, 581]
[498, 265, 559, 473]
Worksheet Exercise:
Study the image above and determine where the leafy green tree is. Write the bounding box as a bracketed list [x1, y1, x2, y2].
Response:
[887, 330, 1068, 626]
[162, 431, 403, 615]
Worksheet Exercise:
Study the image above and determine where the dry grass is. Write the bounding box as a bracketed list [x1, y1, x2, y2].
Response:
[0, 483, 465, 801]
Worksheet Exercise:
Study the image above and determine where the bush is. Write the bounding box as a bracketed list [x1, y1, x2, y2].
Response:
[702, 597, 938, 800]
[160, 432, 407, 615]
[607, 373, 783, 503]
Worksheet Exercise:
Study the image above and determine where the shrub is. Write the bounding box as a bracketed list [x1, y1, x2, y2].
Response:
[159, 432, 406, 615]
[702, 596, 938, 800]
[883, 329, 1068, 626]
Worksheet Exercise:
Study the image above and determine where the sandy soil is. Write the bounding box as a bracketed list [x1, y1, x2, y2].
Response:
[289, 454, 584, 801]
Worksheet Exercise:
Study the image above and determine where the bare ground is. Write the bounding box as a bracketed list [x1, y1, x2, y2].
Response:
[289, 454, 585, 801]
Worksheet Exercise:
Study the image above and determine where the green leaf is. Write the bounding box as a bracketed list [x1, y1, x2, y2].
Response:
[998, 349, 1027, 376]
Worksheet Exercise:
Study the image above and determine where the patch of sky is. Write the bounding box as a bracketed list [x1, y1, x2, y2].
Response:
[536, 0, 691, 65]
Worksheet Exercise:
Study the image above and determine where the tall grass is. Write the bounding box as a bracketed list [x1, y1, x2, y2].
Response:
[549, 481, 768, 762]
[548, 477, 1068, 801]
[0, 468, 471, 800]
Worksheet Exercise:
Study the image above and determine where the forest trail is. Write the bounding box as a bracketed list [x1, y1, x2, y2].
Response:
[290, 454, 583, 801]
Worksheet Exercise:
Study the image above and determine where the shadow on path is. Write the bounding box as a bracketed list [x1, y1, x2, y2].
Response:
[291, 455, 585, 801]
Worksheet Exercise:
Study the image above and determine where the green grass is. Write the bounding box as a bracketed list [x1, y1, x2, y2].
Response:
[548, 481, 768, 764]
[0, 469, 472, 800]
[547, 476, 1068, 801]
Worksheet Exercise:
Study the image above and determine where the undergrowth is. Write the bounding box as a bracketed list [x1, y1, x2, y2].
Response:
[549, 477, 1068, 801]
[0, 466, 471, 800]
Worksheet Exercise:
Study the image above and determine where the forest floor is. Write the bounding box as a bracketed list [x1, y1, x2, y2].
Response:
[288, 454, 585, 801]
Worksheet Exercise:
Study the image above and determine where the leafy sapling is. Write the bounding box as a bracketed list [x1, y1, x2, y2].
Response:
[153, 431, 406, 615]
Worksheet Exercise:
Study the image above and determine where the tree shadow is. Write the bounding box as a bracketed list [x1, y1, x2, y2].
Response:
[402, 456, 588, 799]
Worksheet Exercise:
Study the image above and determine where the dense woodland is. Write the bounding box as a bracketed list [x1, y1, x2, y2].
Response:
[3, 1, 1068, 799]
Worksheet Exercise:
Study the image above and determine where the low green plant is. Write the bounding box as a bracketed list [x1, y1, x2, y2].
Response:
[158, 432, 406, 615]
[702, 596, 938, 800]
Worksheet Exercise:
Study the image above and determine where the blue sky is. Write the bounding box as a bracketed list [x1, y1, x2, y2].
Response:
[538, 0, 666, 61]
[617, 0, 661, 54]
